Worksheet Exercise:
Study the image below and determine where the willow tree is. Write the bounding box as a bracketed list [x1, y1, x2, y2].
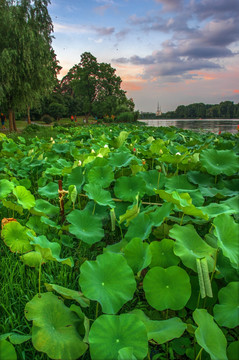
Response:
[0, 0, 60, 131]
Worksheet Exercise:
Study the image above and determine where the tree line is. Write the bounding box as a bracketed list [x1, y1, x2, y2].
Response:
[140, 102, 239, 119]
[0, 1, 137, 131]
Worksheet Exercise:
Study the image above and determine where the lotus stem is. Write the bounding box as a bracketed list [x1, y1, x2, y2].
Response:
[95, 302, 99, 319]
[38, 263, 41, 294]
[195, 347, 203, 360]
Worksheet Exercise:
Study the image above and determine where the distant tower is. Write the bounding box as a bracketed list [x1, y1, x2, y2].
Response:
[156, 102, 162, 116]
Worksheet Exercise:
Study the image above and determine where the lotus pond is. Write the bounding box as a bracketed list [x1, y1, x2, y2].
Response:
[0, 124, 238, 360]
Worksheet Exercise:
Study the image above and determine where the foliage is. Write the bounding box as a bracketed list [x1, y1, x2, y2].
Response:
[0, 123, 239, 359]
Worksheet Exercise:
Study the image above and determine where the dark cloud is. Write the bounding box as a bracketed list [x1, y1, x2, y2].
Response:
[115, 28, 129, 41]
[154, 0, 184, 12]
[193, 0, 239, 20]
[94, 26, 115, 36]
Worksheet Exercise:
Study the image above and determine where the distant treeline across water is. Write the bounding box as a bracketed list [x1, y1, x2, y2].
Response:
[138, 119, 239, 133]
[140, 101, 239, 120]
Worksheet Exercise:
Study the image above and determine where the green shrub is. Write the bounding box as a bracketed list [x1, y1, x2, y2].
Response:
[116, 112, 134, 122]
[41, 114, 54, 124]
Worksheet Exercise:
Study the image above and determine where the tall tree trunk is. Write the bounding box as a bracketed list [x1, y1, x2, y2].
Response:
[8, 109, 14, 132]
[13, 111, 17, 131]
[27, 106, 31, 124]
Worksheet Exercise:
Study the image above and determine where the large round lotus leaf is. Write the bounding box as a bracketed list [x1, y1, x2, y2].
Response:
[88, 314, 148, 360]
[143, 266, 191, 310]
[0, 340, 17, 360]
[169, 224, 216, 272]
[149, 239, 180, 268]
[193, 309, 228, 360]
[109, 151, 134, 168]
[199, 203, 236, 218]
[131, 309, 186, 344]
[165, 174, 196, 192]
[222, 195, 239, 214]
[25, 292, 88, 360]
[38, 182, 59, 199]
[200, 149, 239, 175]
[67, 208, 104, 245]
[114, 176, 146, 201]
[0, 179, 14, 200]
[125, 213, 153, 241]
[1, 221, 33, 253]
[87, 165, 114, 188]
[213, 282, 239, 328]
[26, 216, 48, 235]
[227, 341, 239, 360]
[33, 199, 59, 217]
[138, 170, 165, 195]
[124, 237, 152, 274]
[45, 166, 62, 176]
[118, 347, 137, 360]
[66, 166, 85, 192]
[52, 143, 70, 154]
[213, 214, 239, 269]
[13, 186, 35, 209]
[79, 252, 136, 314]
[84, 183, 115, 208]
[187, 170, 215, 187]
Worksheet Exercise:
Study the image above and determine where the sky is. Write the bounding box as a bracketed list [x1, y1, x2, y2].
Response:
[48, 0, 239, 113]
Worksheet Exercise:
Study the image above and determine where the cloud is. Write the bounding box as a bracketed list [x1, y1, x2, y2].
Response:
[93, 4, 111, 15]
[154, 0, 184, 12]
[53, 23, 114, 36]
[192, 0, 239, 20]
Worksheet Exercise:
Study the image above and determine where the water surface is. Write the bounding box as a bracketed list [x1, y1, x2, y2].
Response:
[139, 119, 239, 133]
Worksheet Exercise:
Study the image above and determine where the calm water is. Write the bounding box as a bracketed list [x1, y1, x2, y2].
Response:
[139, 119, 239, 133]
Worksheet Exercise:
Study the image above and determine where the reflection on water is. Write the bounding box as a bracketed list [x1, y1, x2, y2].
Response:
[139, 119, 239, 133]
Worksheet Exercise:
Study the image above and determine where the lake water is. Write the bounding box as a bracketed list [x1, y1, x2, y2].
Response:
[138, 119, 239, 134]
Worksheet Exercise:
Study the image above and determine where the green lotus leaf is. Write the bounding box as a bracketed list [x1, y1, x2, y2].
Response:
[187, 171, 215, 187]
[118, 347, 137, 360]
[2, 141, 17, 153]
[67, 208, 104, 245]
[149, 239, 180, 268]
[114, 176, 146, 201]
[84, 183, 115, 208]
[52, 143, 70, 153]
[44, 166, 62, 176]
[89, 314, 148, 360]
[13, 186, 35, 209]
[114, 130, 129, 148]
[193, 309, 228, 360]
[221, 195, 239, 214]
[38, 182, 59, 199]
[143, 266, 191, 310]
[138, 170, 165, 196]
[119, 202, 140, 226]
[169, 224, 216, 272]
[213, 282, 239, 328]
[45, 283, 89, 308]
[131, 309, 186, 344]
[25, 292, 88, 360]
[109, 151, 134, 168]
[0, 333, 31, 345]
[33, 199, 59, 217]
[149, 139, 166, 154]
[66, 166, 85, 192]
[19, 178, 31, 189]
[186, 275, 218, 310]
[79, 252, 136, 314]
[216, 251, 239, 282]
[148, 202, 174, 227]
[125, 213, 153, 241]
[213, 214, 239, 269]
[1, 221, 33, 253]
[155, 190, 208, 220]
[0, 179, 14, 200]
[199, 203, 236, 218]
[87, 165, 114, 188]
[0, 340, 17, 360]
[227, 341, 239, 360]
[200, 149, 239, 175]
[165, 174, 196, 192]
[29, 234, 74, 267]
[40, 216, 61, 229]
[124, 237, 152, 274]
[2, 199, 23, 215]
[21, 251, 43, 267]
[26, 216, 48, 235]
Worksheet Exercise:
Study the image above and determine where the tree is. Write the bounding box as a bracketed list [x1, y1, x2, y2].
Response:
[0, 0, 60, 131]
[61, 52, 133, 122]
